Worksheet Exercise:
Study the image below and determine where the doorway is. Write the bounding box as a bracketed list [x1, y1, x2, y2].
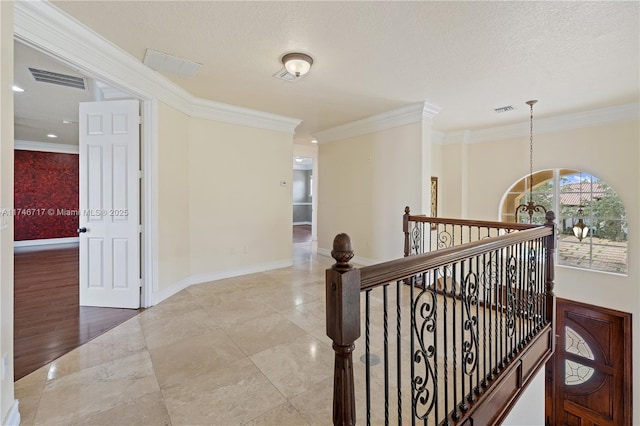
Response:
[292, 156, 313, 243]
[12, 42, 145, 380]
[545, 298, 632, 425]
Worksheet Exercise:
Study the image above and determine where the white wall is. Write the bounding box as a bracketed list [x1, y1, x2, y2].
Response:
[318, 122, 429, 263]
[502, 369, 545, 425]
[441, 118, 640, 424]
[0, 2, 17, 424]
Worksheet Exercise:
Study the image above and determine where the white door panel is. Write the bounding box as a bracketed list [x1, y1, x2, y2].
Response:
[79, 100, 140, 308]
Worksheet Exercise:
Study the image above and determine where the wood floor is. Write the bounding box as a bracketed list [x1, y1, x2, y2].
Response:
[14, 247, 140, 380]
[293, 224, 312, 243]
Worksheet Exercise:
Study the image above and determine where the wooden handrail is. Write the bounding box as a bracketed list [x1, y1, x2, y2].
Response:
[406, 214, 539, 231]
[361, 225, 552, 291]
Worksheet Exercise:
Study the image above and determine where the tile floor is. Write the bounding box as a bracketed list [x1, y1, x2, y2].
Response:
[15, 240, 535, 426]
[16, 243, 343, 426]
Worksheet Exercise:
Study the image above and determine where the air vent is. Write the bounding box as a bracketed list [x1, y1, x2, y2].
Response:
[494, 105, 515, 113]
[28, 68, 86, 90]
[143, 49, 202, 78]
[273, 68, 305, 83]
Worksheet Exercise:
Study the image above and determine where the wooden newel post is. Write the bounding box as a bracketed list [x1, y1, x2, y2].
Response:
[544, 211, 557, 351]
[403, 206, 411, 257]
[326, 233, 361, 426]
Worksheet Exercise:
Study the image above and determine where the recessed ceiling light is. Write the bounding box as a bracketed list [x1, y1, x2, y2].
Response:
[12, 85, 24, 92]
[311, 138, 318, 144]
[47, 134, 58, 138]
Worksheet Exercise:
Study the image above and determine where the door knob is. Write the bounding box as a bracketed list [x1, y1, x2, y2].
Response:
[77, 227, 87, 233]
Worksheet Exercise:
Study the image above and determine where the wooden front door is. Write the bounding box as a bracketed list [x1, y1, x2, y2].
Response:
[545, 298, 632, 425]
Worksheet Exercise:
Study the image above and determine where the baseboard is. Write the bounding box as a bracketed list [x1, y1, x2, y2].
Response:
[318, 247, 378, 267]
[3, 400, 20, 426]
[189, 259, 293, 287]
[153, 259, 294, 305]
[152, 275, 193, 305]
[14, 237, 79, 252]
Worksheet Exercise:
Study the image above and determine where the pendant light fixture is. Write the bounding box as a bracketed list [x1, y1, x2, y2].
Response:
[572, 174, 590, 241]
[516, 100, 547, 223]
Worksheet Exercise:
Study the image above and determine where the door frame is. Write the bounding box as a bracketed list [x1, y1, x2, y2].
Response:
[11, 38, 157, 309]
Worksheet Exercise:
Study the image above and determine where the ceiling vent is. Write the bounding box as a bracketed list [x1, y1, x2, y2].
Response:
[28, 67, 86, 90]
[143, 48, 202, 78]
[494, 105, 515, 113]
[273, 68, 306, 83]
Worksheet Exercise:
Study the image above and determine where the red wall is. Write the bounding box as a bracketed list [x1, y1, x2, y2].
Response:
[14, 150, 79, 241]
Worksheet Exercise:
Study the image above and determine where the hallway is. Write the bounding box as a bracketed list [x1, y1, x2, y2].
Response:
[16, 243, 344, 425]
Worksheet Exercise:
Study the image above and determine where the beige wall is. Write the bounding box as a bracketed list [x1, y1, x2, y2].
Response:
[155, 105, 294, 292]
[318, 122, 429, 262]
[188, 118, 293, 277]
[442, 119, 640, 423]
[440, 141, 468, 218]
[156, 102, 191, 292]
[0, 1, 15, 422]
[430, 141, 444, 218]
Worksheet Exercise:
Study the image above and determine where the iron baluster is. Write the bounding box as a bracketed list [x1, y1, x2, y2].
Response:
[396, 281, 402, 424]
[410, 274, 416, 426]
[383, 285, 389, 425]
[366, 290, 371, 426]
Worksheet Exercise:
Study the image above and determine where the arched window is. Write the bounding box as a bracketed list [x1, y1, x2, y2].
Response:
[501, 169, 628, 274]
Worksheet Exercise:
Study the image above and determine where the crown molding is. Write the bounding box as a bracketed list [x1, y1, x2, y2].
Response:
[15, 139, 79, 154]
[315, 101, 442, 144]
[14, 1, 300, 134]
[189, 97, 301, 135]
[448, 102, 639, 145]
[431, 131, 445, 145]
[442, 130, 472, 145]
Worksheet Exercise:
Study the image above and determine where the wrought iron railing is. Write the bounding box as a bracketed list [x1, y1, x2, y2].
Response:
[326, 209, 556, 425]
[403, 206, 539, 257]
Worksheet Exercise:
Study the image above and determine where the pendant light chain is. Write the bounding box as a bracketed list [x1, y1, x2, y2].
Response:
[516, 100, 545, 223]
[529, 102, 534, 201]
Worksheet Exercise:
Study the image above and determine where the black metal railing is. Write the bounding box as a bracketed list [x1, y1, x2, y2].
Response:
[403, 206, 539, 257]
[326, 210, 556, 425]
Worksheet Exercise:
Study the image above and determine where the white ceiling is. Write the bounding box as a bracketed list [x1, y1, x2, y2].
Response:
[21, 1, 640, 141]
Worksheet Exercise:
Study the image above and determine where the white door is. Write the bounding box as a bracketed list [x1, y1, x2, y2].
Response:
[78, 100, 140, 308]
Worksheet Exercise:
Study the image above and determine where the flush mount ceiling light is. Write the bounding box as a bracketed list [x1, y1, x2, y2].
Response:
[310, 138, 318, 144]
[282, 53, 313, 77]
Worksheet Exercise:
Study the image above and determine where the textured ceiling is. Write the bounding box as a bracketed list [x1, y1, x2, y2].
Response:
[32, 1, 640, 138]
